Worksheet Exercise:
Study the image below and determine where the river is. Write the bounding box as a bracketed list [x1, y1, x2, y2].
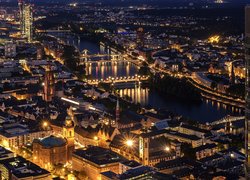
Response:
[59, 33, 244, 123]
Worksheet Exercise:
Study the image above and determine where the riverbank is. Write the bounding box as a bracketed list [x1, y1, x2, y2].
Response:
[50, 32, 243, 122]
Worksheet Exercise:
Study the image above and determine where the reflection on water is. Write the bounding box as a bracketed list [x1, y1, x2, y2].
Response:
[86, 61, 138, 80]
[118, 86, 243, 123]
[54, 33, 244, 123]
[119, 85, 149, 105]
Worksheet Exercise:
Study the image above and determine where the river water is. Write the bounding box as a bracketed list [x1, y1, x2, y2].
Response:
[64, 34, 243, 123]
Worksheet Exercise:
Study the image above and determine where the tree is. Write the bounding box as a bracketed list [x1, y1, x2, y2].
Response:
[181, 143, 196, 159]
[146, 52, 154, 64]
[62, 45, 80, 71]
[210, 81, 218, 90]
[226, 83, 245, 99]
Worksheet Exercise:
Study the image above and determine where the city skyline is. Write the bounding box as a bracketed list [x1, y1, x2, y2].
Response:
[0, 0, 248, 179]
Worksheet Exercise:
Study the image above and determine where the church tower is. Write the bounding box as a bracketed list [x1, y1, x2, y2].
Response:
[230, 63, 235, 85]
[63, 116, 74, 162]
[44, 64, 55, 102]
[115, 99, 120, 127]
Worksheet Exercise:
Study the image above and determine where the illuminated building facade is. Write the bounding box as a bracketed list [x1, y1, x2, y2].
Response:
[33, 116, 75, 169]
[0, 156, 51, 180]
[246, 6, 250, 179]
[139, 132, 181, 166]
[33, 135, 68, 170]
[18, 0, 25, 35]
[63, 116, 75, 160]
[44, 65, 55, 102]
[0, 124, 51, 149]
[19, 0, 33, 42]
[139, 135, 149, 165]
[72, 146, 122, 180]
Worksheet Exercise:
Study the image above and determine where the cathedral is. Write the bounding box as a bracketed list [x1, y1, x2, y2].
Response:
[33, 116, 75, 170]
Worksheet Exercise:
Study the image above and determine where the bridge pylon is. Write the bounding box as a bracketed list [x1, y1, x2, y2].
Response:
[82, 49, 89, 62]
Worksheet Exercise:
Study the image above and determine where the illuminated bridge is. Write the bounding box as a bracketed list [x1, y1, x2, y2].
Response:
[80, 49, 141, 66]
[36, 29, 71, 33]
[210, 115, 245, 126]
[87, 75, 150, 85]
[79, 49, 123, 63]
[84, 59, 141, 67]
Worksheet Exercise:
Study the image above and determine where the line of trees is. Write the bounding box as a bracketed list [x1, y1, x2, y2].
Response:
[150, 74, 202, 102]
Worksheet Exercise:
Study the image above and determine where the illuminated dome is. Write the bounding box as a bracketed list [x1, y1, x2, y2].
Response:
[40, 135, 66, 148]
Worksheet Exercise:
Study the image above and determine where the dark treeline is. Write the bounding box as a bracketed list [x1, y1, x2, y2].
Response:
[150, 74, 202, 102]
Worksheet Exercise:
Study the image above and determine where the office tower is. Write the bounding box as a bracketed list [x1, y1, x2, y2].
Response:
[24, 4, 33, 42]
[18, 0, 25, 35]
[137, 27, 144, 47]
[19, 0, 33, 42]
[245, 6, 250, 179]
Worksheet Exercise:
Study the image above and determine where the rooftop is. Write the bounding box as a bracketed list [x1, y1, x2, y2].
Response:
[0, 146, 13, 160]
[155, 157, 201, 170]
[0, 156, 50, 178]
[193, 143, 217, 152]
[180, 124, 209, 134]
[165, 130, 201, 141]
[38, 135, 67, 148]
[121, 160, 141, 168]
[73, 146, 124, 166]
[119, 166, 154, 179]
[100, 171, 118, 179]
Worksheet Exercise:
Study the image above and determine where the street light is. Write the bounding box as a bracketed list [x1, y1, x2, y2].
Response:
[94, 136, 98, 141]
[125, 139, 134, 147]
[43, 121, 48, 129]
[165, 146, 170, 152]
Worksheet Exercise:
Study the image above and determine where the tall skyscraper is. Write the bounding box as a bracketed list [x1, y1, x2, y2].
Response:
[18, 0, 25, 35]
[24, 4, 33, 42]
[245, 6, 250, 179]
[137, 27, 145, 48]
[19, 0, 33, 42]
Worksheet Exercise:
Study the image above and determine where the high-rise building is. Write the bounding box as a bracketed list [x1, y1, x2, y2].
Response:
[245, 6, 250, 179]
[19, 0, 33, 42]
[24, 3, 33, 42]
[18, 0, 25, 35]
[43, 65, 55, 102]
[4, 41, 16, 58]
[137, 27, 144, 48]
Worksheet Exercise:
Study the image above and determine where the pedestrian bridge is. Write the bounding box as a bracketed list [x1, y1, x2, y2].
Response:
[210, 115, 245, 126]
